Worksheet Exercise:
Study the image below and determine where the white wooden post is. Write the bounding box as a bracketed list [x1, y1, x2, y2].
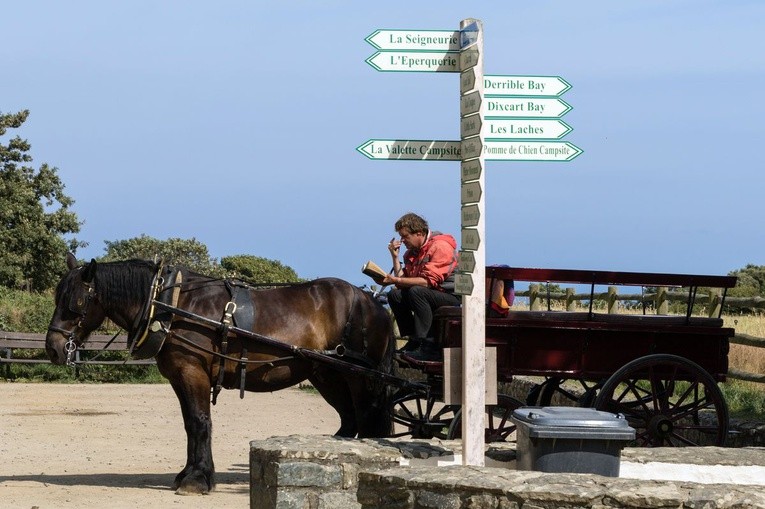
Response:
[458, 18, 486, 466]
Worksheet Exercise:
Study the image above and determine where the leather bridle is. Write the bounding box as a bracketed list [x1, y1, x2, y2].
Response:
[47, 280, 96, 366]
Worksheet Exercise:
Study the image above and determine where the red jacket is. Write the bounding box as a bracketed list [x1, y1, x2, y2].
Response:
[403, 231, 458, 291]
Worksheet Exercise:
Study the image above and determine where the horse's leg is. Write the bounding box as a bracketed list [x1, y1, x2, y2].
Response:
[165, 371, 215, 495]
[308, 367, 358, 437]
[348, 376, 393, 438]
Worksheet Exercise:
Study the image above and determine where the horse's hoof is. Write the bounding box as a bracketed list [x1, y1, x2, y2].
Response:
[175, 483, 210, 496]
[174, 472, 213, 495]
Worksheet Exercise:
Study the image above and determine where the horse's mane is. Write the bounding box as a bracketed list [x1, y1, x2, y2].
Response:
[93, 259, 159, 310]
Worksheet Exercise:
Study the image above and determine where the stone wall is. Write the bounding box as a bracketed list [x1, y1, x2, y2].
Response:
[357, 466, 765, 509]
[250, 435, 765, 509]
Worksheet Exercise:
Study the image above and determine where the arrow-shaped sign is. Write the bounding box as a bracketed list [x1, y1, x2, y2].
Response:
[455, 272, 474, 295]
[460, 91, 481, 116]
[484, 75, 571, 97]
[460, 114, 481, 138]
[461, 204, 480, 227]
[461, 228, 481, 251]
[461, 182, 482, 205]
[365, 51, 459, 72]
[482, 140, 582, 161]
[459, 46, 479, 71]
[461, 159, 482, 183]
[484, 97, 571, 118]
[356, 139, 461, 160]
[458, 251, 476, 273]
[365, 29, 460, 51]
[484, 119, 572, 140]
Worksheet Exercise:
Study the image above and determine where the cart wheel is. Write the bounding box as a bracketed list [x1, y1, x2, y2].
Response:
[538, 377, 602, 407]
[594, 354, 729, 447]
[388, 390, 459, 440]
[446, 394, 524, 442]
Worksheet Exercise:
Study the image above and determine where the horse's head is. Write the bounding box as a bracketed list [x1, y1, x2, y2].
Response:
[46, 253, 108, 365]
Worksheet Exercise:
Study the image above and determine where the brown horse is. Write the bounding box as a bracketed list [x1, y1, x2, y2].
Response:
[45, 253, 394, 495]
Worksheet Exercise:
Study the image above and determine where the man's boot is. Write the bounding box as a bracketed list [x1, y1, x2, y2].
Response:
[405, 338, 442, 362]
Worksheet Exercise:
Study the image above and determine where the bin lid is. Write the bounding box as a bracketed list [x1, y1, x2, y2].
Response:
[511, 407, 635, 440]
[512, 407, 630, 428]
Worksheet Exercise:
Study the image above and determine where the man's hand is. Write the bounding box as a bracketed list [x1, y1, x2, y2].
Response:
[388, 237, 401, 257]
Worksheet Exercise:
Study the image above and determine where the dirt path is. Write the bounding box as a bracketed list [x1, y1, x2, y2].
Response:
[0, 383, 340, 508]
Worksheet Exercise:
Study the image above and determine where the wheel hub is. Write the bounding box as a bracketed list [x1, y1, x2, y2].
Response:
[648, 414, 673, 440]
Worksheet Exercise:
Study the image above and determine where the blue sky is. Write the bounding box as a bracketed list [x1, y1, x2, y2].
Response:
[2, 1, 763, 286]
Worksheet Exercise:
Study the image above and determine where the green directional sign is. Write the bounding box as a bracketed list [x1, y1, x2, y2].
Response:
[460, 114, 481, 138]
[461, 137, 482, 160]
[482, 140, 582, 161]
[484, 97, 571, 118]
[365, 51, 459, 72]
[484, 119, 572, 140]
[356, 139, 461, 160]
[460, 91, 481, 116]
[455, 272, 474, 295]
[459, 46, 479, 71]
[461, 181, 482, 204]
[458, 250, 476, 273]
[484, 75, 571, 97]
[461, 228, 480, 250]
[461, 204, 480, 227]
[365, 29, 459, 51]
[461, 158, 482, 182]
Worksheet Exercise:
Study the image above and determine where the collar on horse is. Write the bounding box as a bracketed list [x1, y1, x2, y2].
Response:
[127, 264, 183, 359]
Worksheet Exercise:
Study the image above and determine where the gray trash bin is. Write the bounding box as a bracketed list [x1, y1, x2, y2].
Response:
[511, 407, 635, 477]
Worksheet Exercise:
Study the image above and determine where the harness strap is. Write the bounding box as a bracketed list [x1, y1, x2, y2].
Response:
[212, 288, 238, 406]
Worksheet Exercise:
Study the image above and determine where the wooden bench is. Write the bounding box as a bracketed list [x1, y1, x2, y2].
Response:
[0, 331, 155, 378]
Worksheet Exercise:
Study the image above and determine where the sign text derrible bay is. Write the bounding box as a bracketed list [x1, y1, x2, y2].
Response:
[484, 75, 571, 97]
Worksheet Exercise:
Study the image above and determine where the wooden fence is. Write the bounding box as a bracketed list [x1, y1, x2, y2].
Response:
[517, 284, 765, 384]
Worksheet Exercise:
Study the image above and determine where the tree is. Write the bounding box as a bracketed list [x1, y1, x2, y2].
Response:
[100, 235, 226, 277]
[728, 264, 765, 297]
[220, 254, 301, 283]
[0, 110, 84, 291]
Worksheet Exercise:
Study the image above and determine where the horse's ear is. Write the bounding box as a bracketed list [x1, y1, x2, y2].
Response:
[66, 252, 79, 270]
[82, 259, 97, 283]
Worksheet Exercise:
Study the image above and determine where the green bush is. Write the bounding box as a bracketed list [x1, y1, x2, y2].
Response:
[0, 287, 55, 332]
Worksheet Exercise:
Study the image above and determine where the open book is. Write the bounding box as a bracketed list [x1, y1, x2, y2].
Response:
[361, 260, 389, 285]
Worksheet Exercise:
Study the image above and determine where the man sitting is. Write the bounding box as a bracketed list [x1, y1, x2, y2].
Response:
[382, 212, 460, 362]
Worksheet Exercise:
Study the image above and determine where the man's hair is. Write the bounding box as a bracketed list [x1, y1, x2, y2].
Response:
[395, 212, 429, 235]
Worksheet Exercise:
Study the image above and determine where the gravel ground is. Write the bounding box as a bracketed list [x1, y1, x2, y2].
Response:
[0, 383, 339, 508]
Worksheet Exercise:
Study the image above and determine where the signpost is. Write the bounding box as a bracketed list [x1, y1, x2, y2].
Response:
[365, 29, 460, 51]
[360, 19, 581, 467]
[356, 139, 461, 160]
[484, 75, 571, 96]
[483, 97, 571, 118]
[455, 19, 487, 466]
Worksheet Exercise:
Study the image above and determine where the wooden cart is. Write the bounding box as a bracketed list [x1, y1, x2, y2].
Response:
[391, 266, 736, 447]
